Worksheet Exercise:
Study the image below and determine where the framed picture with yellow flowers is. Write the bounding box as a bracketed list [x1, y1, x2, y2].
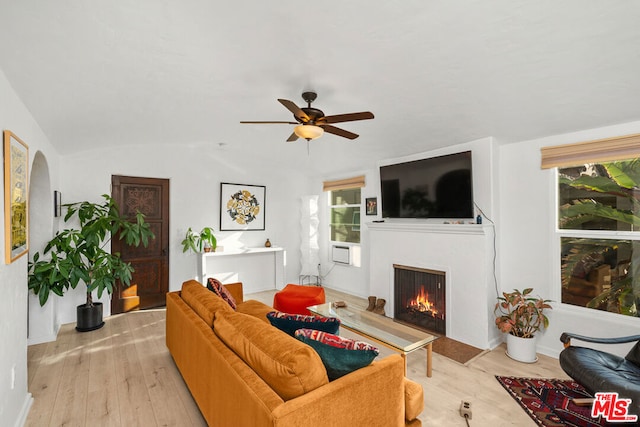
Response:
[4, 130, 29, 263]
[220, 183, 266, 231]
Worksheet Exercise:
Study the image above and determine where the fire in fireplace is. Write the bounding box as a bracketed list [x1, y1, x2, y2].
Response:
[394, 265, 446, 335]
[406, 286, 439, 317]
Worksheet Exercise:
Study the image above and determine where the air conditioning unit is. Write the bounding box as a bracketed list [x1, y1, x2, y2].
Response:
[332, 245, 350, 265]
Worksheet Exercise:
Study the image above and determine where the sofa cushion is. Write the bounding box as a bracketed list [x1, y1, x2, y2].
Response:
[266, 311, 341, 336]
[235, 299, 273, 323]
[404, 378, 425, 421]
[181, 280, 233, 327]
[214, 311, 329, 401]
[207, 277, 237, 310]
[294, 328, 379, 380]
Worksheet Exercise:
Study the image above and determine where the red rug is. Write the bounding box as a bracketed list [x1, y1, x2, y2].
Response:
[496, 376, 617, 427]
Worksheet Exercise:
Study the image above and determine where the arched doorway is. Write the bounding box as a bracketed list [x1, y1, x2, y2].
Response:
[27, 151, 57, 344]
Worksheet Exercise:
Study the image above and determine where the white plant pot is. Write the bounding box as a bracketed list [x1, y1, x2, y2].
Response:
[505, 333, 538, 363]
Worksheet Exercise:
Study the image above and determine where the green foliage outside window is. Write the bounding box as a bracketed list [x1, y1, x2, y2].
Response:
[330, 189, 361, 244]
[559, 159, 640, 317]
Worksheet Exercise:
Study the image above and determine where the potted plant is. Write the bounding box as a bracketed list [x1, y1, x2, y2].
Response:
[28, 195, 155, 332]
[181, 226, 217, 253]
[494, 288, 552, 363]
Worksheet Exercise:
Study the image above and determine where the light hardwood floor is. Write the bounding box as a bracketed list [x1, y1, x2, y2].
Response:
[26, 288, 569, 426]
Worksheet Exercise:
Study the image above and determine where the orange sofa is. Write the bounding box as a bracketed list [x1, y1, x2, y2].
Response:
[166, 280, 424, 427]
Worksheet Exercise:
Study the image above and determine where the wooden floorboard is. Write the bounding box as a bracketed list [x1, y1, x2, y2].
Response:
[49, 322, 91, 427]
[112, 311, 162, 426]
[26, 288, 569, 426]
[27, 323, 74, 426]
[128, 309, 201, 427]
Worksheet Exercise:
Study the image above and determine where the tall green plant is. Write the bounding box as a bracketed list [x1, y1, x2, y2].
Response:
[559, 159, 640, 315]
[28, 195, 155, 307]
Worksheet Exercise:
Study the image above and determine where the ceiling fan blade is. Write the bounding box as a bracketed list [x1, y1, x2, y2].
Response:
[240, 121, 298, 124]
[286, 131, 299, 142]
[322, 125, 359, 140]
[278, 99, 310, 122]
[322, 111, 374, 124]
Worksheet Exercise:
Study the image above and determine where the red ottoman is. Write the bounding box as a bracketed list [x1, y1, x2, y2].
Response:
[273, 284, 326, 315]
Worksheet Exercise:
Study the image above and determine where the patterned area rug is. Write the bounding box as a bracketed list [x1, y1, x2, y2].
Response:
[496, 376, 616, 427]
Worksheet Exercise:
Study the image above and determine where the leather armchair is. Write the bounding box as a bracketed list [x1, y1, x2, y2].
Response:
[559, 332, 640, 416]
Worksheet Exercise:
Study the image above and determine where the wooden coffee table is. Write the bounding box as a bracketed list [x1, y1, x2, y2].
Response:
[308, 302, 438, 377]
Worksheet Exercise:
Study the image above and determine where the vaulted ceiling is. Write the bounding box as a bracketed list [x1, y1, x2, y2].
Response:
[1, 1, 639, 175]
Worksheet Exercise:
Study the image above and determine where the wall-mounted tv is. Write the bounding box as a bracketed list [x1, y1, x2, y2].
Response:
[380, 151, 473, 219]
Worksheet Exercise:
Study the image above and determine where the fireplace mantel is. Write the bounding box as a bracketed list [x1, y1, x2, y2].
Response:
[367, 221, 490, 235]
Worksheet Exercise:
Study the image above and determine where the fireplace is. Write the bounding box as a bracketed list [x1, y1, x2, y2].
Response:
[369, 221, 494, 349]
[393, 264, 446, 335]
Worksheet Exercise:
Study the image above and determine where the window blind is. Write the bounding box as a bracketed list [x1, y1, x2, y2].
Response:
[322, 175, 365, 192]
[540, 132, 640, 169]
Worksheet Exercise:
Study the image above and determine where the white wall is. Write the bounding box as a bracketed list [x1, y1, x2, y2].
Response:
[499, 120, 640, 358]
[0, 69, 60, 427]
[56, 143, 311, 324]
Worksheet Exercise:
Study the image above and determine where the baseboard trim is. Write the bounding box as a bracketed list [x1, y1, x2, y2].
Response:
[27, 322, 60, 346]
[14, 392, 33, 427]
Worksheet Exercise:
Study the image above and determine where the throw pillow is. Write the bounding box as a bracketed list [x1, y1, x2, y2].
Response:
[295, 328, 379, 380]
[206, 277, 237, 310]
[266, 311, 340, 336]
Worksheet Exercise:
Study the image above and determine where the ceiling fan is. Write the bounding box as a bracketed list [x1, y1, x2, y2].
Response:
[240, 91, 374, 142]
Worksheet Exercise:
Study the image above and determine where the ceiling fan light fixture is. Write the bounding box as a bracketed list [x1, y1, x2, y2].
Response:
[294, 124, 324, 141]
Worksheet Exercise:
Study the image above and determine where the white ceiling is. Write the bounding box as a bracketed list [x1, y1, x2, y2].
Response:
[1, 1, 639, 175]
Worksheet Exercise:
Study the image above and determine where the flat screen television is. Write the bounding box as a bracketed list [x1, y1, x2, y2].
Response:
[380, 151, 473, 219]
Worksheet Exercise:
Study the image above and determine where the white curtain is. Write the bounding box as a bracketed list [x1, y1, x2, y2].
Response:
[300, 195, 320, 277]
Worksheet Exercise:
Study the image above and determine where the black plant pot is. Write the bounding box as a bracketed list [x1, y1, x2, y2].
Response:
[76, 302, 105, 332]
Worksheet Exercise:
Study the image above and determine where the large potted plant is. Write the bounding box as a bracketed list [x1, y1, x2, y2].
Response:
[28, 195, 155, 332]
[181, 226, 217, 253]
[494, 288, 552, 363]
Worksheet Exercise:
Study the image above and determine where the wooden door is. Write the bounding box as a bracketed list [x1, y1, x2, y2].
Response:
[111, 176, 169, 313]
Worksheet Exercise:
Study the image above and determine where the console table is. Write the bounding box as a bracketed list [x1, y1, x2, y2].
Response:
[198, 247, 285, 294]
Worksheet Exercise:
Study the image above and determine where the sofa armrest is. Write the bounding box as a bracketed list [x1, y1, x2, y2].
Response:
[223, 282, 243, 304]
[560, 332, 640, 347]
[272, 354, 412, 426]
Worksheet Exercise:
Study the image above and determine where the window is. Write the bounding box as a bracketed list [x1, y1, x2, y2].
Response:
[556, 158, 640, 317]
[542, 133, 640, 318]
[329, 188, 361, 244]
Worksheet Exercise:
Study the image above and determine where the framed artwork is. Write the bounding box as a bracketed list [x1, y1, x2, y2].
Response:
[366, 197, 378, 215]
[220, 183, 266, 231]
[3, 130, 29, 263]
[54, 190, 62, 217]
